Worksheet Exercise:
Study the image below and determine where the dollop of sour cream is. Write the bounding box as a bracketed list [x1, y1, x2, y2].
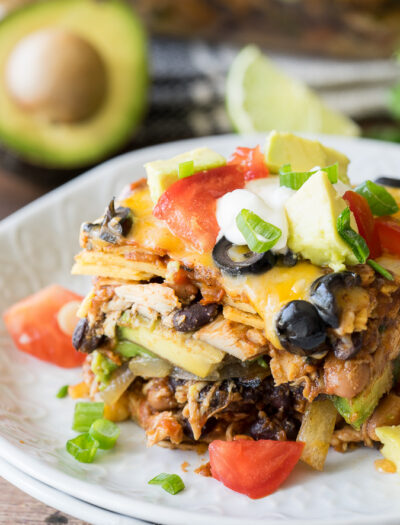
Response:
[216, 172, 351, 253]
[216, 177, 295, 253]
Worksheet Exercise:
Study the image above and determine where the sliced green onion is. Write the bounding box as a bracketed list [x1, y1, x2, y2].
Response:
[148, 473, 185, 495]
[66, 433, 99, 463]
[56, 385, 69, 399]
[337, 207, 369, 263]
[178, 160, 195, 179]
[115, 339, 156, 359]
[72, 402, 104, 432]
[322, 162, 339, 183]
[236, 209, 281, 253]
[279, 162, 338, 190]
[89, 419, 120, 450]
[257, 357, 268, 369]
[367, 260, 394, 281]
[355, 180, 399, 216]
[91, 351, 118, 387]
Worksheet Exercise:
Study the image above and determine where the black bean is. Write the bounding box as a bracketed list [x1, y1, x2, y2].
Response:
[80, 334, 105, 354]
[331, 332, 363, 360]
[173, 302, 220, 332]
[276, 300, 327, 355]
[72, 318, 88, 350]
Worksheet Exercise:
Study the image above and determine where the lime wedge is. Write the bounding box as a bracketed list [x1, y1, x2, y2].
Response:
[226, 45, 360, 137]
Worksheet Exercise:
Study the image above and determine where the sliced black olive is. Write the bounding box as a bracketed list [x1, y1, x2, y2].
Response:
[330, 331, 363, 360]
[82, 222, 101, 234]
[278, 250, 298, 268]
[375, 177, 400, 189]
[72, 318, 88, 350]
[276, 300, 327, 356]
[99, 199, 133, 243]
[173, 302, 220, 332]
[310, 271, 361, 328]
[212, 237, 276, 276]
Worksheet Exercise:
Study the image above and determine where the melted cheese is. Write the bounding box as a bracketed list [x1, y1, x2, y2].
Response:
[222, 262, 324, 349]
[122, 187, 212, 268]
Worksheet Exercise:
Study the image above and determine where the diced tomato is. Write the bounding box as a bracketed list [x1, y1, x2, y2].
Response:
[3, 284, 85, 368]
[228, 145, 269, 181]
[209, 439, 304, 499]
[153, 147, 269, 252]
[375, 216, 400, 257]
[343, 190, 382, 258]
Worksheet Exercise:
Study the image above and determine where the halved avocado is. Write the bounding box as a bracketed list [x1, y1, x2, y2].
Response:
[0, 0, 147, 168]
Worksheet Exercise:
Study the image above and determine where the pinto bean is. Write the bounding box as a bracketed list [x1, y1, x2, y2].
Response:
[324, 354, 371, 398]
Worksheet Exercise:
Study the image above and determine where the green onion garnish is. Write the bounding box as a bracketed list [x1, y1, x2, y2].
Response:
[72, 402, 104, 433]
[148, 473, 185, 495]
[257, 357, 268, 369]
[66, 433, 99, 463]
[56, 385, 69, 399]
[279, 162, 338, 190]
[115, 339, 156, 359]
[178, 160, 195, 179]
[367, 260, 394, 281]
[89, 419, 120, 450]
[236, 209, 281, 253]
[337, 207, 370, 263]
[355, 180, 399, 216]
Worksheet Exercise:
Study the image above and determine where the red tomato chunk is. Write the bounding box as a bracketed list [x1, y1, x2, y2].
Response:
[3, 284, 85, 368]
[343, 190, 381, 259]
[375, 216, 400, 257]
[209, 439, 304, 499]
[153, 147, 268, 252]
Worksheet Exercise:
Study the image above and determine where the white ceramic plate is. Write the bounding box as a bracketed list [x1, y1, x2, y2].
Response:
[1, 134, 400, 525]
[0, 457, 148, 525]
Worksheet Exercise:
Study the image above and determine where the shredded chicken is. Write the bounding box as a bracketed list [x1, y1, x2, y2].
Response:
[146, 411, 183, 447]
[115, 283, 181, 315]
[194, 316, 266, 360]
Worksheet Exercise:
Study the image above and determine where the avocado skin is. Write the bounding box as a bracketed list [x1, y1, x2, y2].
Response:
[0, 0, 148, 169]
[331, 358, 400, 430]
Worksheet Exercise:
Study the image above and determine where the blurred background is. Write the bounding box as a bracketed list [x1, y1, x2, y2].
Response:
[0, 0, 399, 219]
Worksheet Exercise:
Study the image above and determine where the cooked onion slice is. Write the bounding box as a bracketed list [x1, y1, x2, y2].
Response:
[100, 364, 134, 406]
[129, 356, 172, 378]
[297, 398, 337, 471]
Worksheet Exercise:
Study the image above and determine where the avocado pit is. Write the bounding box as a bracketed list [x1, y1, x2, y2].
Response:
[5, 28, 108, 123]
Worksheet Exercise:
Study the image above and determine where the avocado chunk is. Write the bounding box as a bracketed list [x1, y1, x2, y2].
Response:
[265, 131, 350, 183]
[0, 0, 147, 168]
[145, 147, 226, 204]
[375, 426, 400, 472]
[332, 363, 395, 430]
[117, 322, 225, 378]
[285, 170, 358, 271]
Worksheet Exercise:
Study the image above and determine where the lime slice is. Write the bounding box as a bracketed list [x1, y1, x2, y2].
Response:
[226, 45, 360, 137]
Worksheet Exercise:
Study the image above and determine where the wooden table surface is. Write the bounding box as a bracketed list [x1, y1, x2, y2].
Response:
[0, 165, 89, 524]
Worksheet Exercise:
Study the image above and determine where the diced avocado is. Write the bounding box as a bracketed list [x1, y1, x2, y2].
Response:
[115, 339, 156, 358]
[264, 131, 350, 183]
[332, 363, 395, 430]
[285, 170, 358, 271]
[0, 0, 148, 168]
[145, 147, 226, 204]
[117, 322, 225, 378]
[375, 426, 400, 472]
